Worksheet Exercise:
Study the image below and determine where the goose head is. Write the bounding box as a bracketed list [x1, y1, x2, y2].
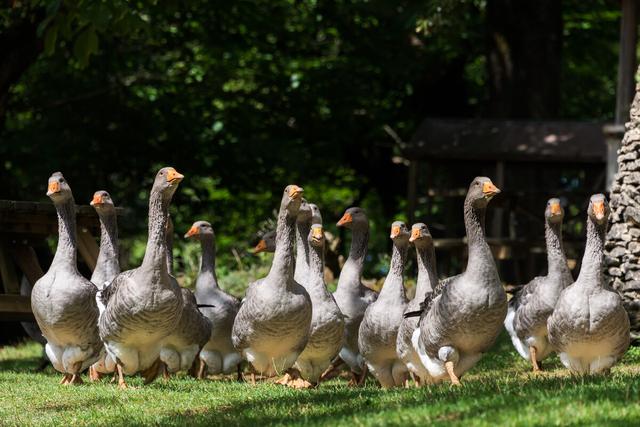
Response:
[90, 190, 115, 214]
[309, 223, 325, 248]
[545, 198, 564, 224]
[409, 223, 433, 246]
[468, 177, 501, 208]
[390, 221, 410, 243]
[282, 184, 304, 217]
[253, 230, 276, 254]
[588, 193, 609, 226]
[309, 203, 323, 224]
[154, 166, 184, 198]
[46, 172, 73, 203]
[185, 220, 215, 241]
[337, 207, 367, 229]
[297, 198, 312, 224]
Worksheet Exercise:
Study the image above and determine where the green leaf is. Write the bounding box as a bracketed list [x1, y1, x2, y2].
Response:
[43, 25, 58, 56]
[73, 26, 99, 67]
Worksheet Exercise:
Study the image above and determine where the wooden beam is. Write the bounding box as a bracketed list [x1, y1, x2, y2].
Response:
[11, 243, 44, 286]
[0, 238, 20, 294]
[0, 294, 34, 321]
[616, 0, 638, 125]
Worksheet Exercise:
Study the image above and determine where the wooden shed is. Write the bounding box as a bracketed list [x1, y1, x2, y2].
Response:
[403, 118, 608, 286]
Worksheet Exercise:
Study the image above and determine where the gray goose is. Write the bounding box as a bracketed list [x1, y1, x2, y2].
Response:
[293, 216, 345, 388]
[547, 194, 630, 374]
[88, 190, 121, 381]
[504, 198, 572, 371]
[414, 177, 504, 385]
[30, 172, 102, 385]
[99, 167, 185, 388]
[294, 200, 312, 285]
[253, 230, 276, 254]
[231, 185, 312, 379]
[396, 223, 437, 384]
[159, 215, 212, 377]
[358, 221, 410, 388]
[185, 221, 242, 378]
[332, 207, 377, 384]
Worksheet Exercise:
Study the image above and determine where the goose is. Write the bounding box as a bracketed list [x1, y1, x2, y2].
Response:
[413, 177, 504, 385]
[231, 185, 312, 380]
[292, 218, 345, 388]
[30, 172, 102, 385]
[159, 287, 212, 376]
[185, 220, 242, 379]
[88, 190, 121, 381]
[294, 200, 312, 285]
[504, 198, 573, 371]
[331, 207, 377, 384]
[358, 221, 410, 388]
[253, 230, 276, 254]
[98, 167, 185, 388]
[547, 194, 630, 374]
[396, 223, 438, 384]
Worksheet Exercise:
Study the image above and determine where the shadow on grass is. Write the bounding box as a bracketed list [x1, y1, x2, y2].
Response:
[150, 368, 640, 426]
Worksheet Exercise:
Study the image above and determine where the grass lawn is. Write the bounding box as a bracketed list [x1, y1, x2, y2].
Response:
[1, 333, 639, 426]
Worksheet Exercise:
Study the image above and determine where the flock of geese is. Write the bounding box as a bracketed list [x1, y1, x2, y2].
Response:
[28, 167, 631, 389]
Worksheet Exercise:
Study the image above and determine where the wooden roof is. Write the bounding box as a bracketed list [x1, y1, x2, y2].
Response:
[404, 118, 608, 163]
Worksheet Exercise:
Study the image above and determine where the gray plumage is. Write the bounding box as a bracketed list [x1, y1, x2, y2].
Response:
[30, 172, 102, 381]
[504, 198, 573, 366]
[415, 177, 506, 384]
[358, 221, 410, 388]
[294, 220, 345, 385]
[186, 220, 242, 375]
[333, 207, 377, 375]
[89, 190, 121, 377]
[396, 223, 438, 383]
[98, 167, 185, 378]
[547, 194, 630, 374]
[231, 185, 312, 376]
[294, 200, 312, 286]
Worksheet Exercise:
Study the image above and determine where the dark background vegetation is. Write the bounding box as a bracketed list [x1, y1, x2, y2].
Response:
[0, 0, 623, 287]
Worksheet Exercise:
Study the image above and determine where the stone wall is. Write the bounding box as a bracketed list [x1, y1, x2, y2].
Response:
[606, 81, 640, 341]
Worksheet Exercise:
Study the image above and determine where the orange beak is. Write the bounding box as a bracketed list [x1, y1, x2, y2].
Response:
[312, 227, 324, 240]
[550, 202, 561, 216]
[337, 212, 353, 227]
[288, 185, 303, 199]
[482, 181, 500, 198]
[253, 239, 268, 254]
[47, 181, 60, 195]
[90, 193, 103, 206]
[184, 226, 199, 238]
[167, 168, 184, 183]
[593, 201, 606, 220]
[409, 228, 421, 242]
[390, 225, 401, 239]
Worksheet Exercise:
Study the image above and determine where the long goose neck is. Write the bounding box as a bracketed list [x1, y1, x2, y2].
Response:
[51, 197, 77, 267]
[141, 189, 169, 275]
[337, 224, 368, 293]
[294, 220, 311, 283]
[165, 224, 174, 275]
[545, 220, 570, 280]
[268, 206, 296, 284]
[577, 217, 606, 286]
[464, 199, 495, 277]
[198, 236, 219, 288]
[93, 210, 119, 279]
[379, 240, 408, 301]
[308, 241, 325, 291]
[415, 242, 437, 299]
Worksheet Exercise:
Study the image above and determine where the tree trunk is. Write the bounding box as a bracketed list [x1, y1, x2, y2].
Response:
[486, 0, 563, 119]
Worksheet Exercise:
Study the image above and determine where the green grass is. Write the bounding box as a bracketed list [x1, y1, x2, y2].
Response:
[1, 334, 639, 426]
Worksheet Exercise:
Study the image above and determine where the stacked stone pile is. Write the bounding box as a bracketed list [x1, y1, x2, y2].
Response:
[606, 81, 640, 341]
